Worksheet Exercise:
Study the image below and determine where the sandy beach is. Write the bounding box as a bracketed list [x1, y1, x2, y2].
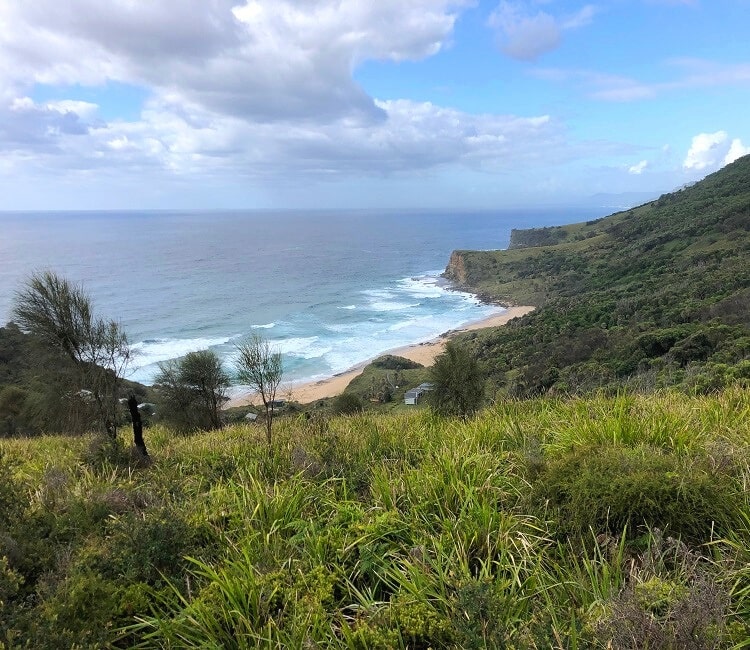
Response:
[226, 305, 534, 407]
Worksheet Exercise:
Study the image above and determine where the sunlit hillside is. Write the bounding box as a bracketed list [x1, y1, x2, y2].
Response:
[445, 155, 750, 397]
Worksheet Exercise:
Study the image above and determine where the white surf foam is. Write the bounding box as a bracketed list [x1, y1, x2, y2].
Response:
[397, 273, 447, 299]
[127, 335, 235, 383]
[276, 336, 332, 360]
[368, 300, 421, 312]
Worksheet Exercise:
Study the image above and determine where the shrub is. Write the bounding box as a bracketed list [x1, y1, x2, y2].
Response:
[429, 341, 485, 419]
[332, 392, 364, 415]
[451, 578, 507, 647]
[0, 386, 27, 437]
[104, 510, 200, 584]
[370, 355, 423, 371]
[0, 555, 22, 610]
[154, 349, 229, 432]
[348, 596, 454, 649]
[592, 531, 734, 649]
[535, 446, 739, 543]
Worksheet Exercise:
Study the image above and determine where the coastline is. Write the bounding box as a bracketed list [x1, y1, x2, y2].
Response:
[226, 305, 534, 407]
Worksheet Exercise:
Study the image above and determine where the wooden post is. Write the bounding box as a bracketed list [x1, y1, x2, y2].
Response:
[127, 395, 149, 458]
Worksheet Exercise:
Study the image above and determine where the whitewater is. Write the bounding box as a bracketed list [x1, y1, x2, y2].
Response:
[0, 208, 604, 385]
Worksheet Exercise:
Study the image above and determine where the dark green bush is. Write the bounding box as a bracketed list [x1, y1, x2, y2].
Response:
[101, 510, 202, 584]
[370, 355, 423, 370]
[451, 579, 508, 648]
[429, 341, 485, 419]
[332, 392, 365, 415]
[535, 446, 739, 543]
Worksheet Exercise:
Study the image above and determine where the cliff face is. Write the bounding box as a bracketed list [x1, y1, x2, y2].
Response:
[444, 250, 468, 285]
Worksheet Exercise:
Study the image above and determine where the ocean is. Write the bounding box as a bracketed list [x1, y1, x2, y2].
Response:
[0, 208, 605, 386]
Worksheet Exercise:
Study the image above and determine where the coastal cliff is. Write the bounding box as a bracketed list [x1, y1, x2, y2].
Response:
[444, 249, 523, 305]
[445, 227, 569, 287]
[443, 242, 553, 307]
[444, 216, 609, 306]
[439, 154, 750, 397]
[444, 250, 468, 285]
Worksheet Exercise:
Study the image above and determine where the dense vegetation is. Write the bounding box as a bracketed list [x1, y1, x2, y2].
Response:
[2, 390, 750, 648]
[445, 155, 750, 397]
[0, 323, 148, 438]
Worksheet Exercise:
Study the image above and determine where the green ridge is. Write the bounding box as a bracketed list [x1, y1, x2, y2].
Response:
[445, 155, 750, 396]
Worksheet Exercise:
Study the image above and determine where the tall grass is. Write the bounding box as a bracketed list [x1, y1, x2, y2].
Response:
[1, 389, 748, 648]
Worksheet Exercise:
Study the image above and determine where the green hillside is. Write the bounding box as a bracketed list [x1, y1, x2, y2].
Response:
[2, 390, 750, 647]
[445, 155, 750, 396]
[0, 323, 150, 437]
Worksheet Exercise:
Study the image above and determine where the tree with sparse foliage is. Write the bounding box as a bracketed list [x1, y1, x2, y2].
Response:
[154, 349, 229, 432]
[234, 334, 283, 445]
[429, 341, 485, 419]
[13, 271, 131, 440]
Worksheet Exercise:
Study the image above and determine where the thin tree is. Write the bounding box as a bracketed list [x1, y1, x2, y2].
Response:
[154, 350, 229, 431]
[429, 340, 485, 420]
[234, 334, 283, 445]
[13, 271, 132, 440]
[180, 350, 229, 429]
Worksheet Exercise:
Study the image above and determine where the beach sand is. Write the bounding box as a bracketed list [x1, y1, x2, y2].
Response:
[226, 305, 534, 407]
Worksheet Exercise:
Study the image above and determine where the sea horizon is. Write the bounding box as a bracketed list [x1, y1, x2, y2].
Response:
[1, 207, 608, 386]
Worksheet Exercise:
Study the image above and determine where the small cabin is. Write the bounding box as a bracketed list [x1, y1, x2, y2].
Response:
[404, 389, 420, 405]
[404, 382, 434, 405]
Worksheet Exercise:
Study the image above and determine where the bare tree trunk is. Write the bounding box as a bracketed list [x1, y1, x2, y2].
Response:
[127, 395, 148, 458]
[266, 404, 272, 446]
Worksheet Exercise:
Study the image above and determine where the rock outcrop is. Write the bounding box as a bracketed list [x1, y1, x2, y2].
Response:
[444, 250, 468, 285]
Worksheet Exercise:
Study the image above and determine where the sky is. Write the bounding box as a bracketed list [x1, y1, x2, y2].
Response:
[1, 0, 749, 210]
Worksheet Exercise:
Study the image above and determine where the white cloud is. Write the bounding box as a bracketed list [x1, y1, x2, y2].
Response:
[0, 96, 93, 154]
[0, 1, 581, 190]
[488, 4, 561, 61]
[0, 92, 563, 183]
[0, 1, 472, 124]
[561, 5, 598, 30]
[628, 160, 648, 174]
[488, 2, 597, 61]
[45, 100, 99, 119]
[682, 131, 750, 171]
[724, 138, 750, 165]
[683, 131, 728, 170]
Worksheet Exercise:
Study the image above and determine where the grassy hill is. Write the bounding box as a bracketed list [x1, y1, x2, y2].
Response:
[2, 389, 749, 647]
[445, 155, 750, 397]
